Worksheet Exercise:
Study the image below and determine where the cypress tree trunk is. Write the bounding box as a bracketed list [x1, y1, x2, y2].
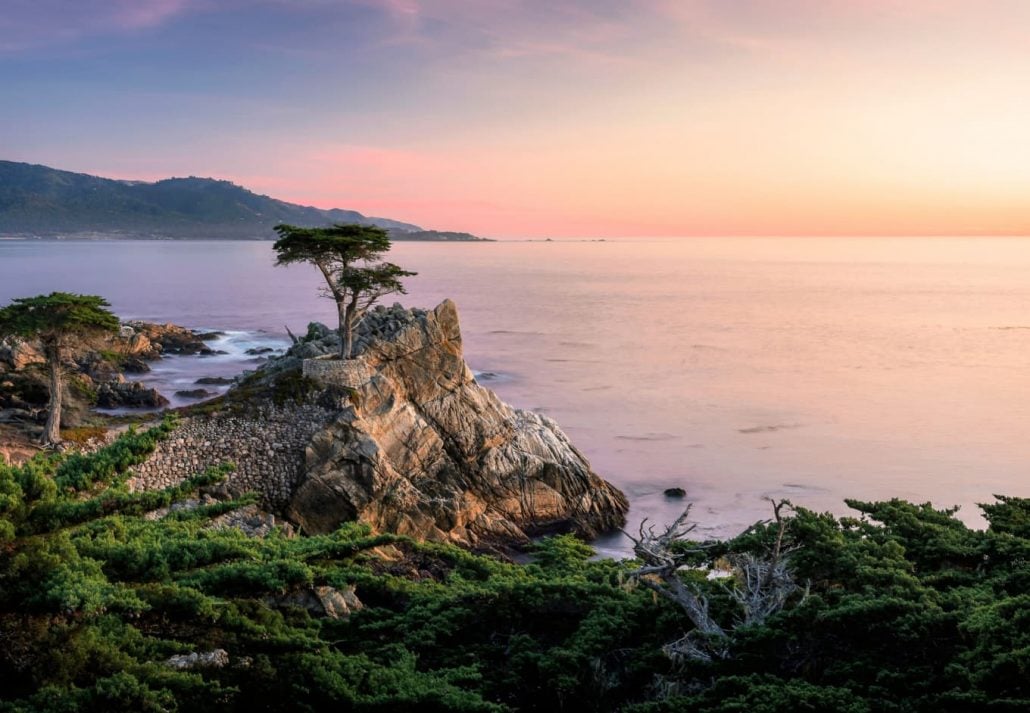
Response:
[342, 325, 354, 360]
[337, 301, 349, 359]
[42, 341, 63, 446]
[341, 302, 356, 360]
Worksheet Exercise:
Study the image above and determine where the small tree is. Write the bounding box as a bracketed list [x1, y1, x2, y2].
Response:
[0, 293, 119, 446]
[272, 223, 416, 358]
[336, 262, 417, 358]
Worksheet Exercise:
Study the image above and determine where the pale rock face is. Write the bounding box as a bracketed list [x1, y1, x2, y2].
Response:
[164, 649, 230, 670]
[0, 338, 45, 370]
[286, 300, 628, 548]
[125, 332, 153, 356]
[264, 585, 363, 619]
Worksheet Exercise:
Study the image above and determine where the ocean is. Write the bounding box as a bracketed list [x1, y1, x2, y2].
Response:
[3, 236, 1029, 555]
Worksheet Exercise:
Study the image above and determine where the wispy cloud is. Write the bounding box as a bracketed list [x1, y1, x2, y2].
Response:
[8, 0, 1030, 236]
[0, 0, 192, 52]
[112, 0, 191, 30]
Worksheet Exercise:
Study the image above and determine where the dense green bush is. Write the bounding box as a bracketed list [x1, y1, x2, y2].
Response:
[1, 424, 1028, 711]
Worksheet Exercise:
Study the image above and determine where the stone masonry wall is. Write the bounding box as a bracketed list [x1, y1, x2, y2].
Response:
[128, 403, 333, 510]
[301, 358, 373, 389]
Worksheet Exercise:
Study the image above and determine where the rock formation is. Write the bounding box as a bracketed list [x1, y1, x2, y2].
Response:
[121, 321, 220, 357]
[124, 300, 629, 549]
[96, 381, 170, 409]
[0, 321, 216, 432]
[284, 300, 628, 547]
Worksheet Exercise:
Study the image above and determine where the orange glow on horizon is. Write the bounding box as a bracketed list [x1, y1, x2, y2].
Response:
[20, 0, 1030, 239]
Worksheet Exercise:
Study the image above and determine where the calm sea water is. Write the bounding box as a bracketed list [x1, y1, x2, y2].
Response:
[2, 237, 1029, 555]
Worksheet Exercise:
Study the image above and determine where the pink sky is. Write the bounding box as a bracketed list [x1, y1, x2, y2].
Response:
[6, 1, 1030, 237]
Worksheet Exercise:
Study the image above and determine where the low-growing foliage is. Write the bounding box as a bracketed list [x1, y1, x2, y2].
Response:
[1, 424, 1029, 711]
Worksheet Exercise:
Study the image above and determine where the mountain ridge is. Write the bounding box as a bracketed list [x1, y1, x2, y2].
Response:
[0, 160, 477, 239]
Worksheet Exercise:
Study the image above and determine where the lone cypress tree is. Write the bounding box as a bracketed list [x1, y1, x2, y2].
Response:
[0, 292, 119, 446]
[273, 224, 415, 358]
[336, 261, 417, 355]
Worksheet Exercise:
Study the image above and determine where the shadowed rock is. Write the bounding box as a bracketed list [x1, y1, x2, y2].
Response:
[96, 381, 169, 409]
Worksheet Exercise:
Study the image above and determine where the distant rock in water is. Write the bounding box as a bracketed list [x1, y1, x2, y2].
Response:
[123, 321, 215, 356]
[283, 301, 628, 547]
[663, 487, 686, 499]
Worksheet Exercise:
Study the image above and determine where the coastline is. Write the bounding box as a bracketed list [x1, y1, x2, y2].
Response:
[3, 237, 1029, 546]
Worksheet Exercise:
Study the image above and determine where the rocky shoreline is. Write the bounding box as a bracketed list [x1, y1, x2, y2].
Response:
[2, 300, 629, 551]
[0, 320, 221, 440]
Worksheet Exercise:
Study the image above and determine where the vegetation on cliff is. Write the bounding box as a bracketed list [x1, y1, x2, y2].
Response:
[1, 423, 1028, 711]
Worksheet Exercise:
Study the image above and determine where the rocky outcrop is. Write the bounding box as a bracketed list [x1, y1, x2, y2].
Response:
[164, 650, 230, 670]
[285, 300, 628, 547]
[122, 300, 627, 549]
[96, 381, 169, 409]
[122, 321, 219, 357]
[265, 585, 363, 619]
[0, 321, 218, 434]
[209, 504, 297, 538]
[144, 496, 296, 538]
[0, 338, 45, 371]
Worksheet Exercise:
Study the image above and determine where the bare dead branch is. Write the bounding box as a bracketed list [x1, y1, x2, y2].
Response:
[627, 499, 801, 663]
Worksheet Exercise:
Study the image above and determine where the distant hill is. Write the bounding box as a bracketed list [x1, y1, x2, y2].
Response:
[0, 161, 482, 240]
[389, 229, 491, 242]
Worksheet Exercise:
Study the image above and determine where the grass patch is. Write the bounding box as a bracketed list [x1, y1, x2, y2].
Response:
[60, 425, 109, 445]
[176, 368, 319, 419]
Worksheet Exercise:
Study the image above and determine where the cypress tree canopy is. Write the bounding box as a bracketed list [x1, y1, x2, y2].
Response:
[272, 223, 390, 267]
[0, 292, 119, 343]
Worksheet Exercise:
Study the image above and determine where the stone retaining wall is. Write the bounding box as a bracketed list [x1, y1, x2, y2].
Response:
[302, 358, 373, 389]
[128, 403, 334, 509]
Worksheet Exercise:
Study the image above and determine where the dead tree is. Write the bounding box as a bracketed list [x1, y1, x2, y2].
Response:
[725, 499, 800, 627]
[626, 499, 800, 664]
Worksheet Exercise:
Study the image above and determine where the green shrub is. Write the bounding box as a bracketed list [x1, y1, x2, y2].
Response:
[2, 423, 1030, 711]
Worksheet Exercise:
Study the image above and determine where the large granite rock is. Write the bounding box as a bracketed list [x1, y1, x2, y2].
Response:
[285, 300, 628, 548]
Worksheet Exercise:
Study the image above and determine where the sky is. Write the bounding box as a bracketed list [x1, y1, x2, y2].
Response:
[2, 1, 1030, 238]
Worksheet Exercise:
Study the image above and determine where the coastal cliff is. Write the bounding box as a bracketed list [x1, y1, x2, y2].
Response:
[286, 300, 628, 546]
[128, 300, 628, 548]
